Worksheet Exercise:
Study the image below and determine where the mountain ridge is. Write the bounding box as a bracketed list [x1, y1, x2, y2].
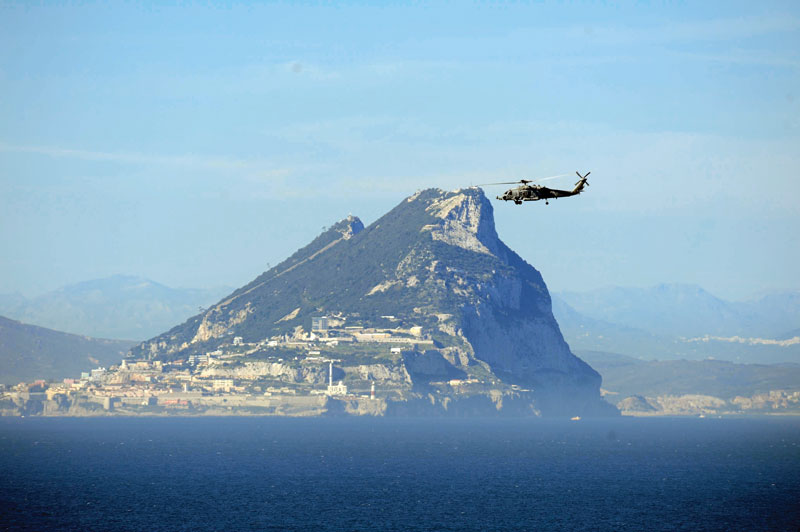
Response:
[0, 315, 135, 384]
[556, 283, 800, 338]
[553, 285, 800, 364]
[0, 275, 230, 341]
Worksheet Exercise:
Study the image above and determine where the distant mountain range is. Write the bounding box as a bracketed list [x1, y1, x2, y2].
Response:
[0, 275, 231, 341]
[0, 315, 135, 384]
[553, 285, 800, 364]
[556, 284, 799, 338]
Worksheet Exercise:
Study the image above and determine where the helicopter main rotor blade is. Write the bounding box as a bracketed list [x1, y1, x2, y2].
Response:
[533, 173, 571, 183]
[476, 173, 570, 187]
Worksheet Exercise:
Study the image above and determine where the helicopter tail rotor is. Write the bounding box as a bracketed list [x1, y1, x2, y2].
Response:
[571, 171, 591, 194]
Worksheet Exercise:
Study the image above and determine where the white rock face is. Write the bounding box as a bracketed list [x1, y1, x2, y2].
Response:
[202, 361, 300, 380]
[191, 304, 253, 344]
[350, 364, 411, 384]
[367, 280, 401, 296]
[201, 361, 409, 386]
[424, 189, 500, 256]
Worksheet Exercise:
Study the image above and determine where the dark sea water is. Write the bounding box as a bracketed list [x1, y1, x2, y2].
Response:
[0, 417, 798, 531]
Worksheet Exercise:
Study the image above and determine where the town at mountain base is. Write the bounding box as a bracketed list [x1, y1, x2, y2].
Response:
[4, 188, 618, 418]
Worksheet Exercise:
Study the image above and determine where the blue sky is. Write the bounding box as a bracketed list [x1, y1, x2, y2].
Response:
[1, 1, 798, 300]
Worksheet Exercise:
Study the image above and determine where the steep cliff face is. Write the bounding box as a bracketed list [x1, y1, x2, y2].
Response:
[131, 188, 615, 416]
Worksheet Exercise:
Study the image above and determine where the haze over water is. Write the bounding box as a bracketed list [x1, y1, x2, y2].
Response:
[1, 417, 798, 531]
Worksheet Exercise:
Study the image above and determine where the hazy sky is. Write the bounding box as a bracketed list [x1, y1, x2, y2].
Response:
[1, 1, 798, 300]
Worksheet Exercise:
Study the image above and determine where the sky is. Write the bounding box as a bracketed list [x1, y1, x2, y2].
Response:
[1, 1, 798, 301]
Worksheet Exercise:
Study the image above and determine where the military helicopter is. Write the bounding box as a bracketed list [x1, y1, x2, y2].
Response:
[479, 171, 591, 205]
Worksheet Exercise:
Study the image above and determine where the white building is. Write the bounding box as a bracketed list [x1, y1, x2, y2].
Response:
[311, 316, 329, 332]
[327, 381, 348, 396]
[325, 360, 347, 396]
[213, 379, 234, 392]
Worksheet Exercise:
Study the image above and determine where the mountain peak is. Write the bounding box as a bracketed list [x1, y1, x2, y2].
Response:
[56, 274, 165, 295]
[422, 187, 499, 257]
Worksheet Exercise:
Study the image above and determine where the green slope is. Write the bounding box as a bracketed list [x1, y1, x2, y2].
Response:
[0, 315, 135, 384]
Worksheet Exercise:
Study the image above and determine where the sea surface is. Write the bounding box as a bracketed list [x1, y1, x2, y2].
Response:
[0, 416, 798, 531]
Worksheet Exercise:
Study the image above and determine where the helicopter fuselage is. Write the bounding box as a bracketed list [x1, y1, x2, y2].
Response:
[484, 171, 590, 205]
[497, 184, 580, 205]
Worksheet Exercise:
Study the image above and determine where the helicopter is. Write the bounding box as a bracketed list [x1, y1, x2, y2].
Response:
[479, 171, 591, 205]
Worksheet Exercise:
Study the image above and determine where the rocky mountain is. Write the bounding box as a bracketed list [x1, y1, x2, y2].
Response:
[0, 315, 135, 384]
[0, 275, 231, 340]
[132, 188, 616, 417]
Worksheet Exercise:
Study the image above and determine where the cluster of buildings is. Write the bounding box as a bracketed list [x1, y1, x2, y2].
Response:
[1, 316, 431, 414]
